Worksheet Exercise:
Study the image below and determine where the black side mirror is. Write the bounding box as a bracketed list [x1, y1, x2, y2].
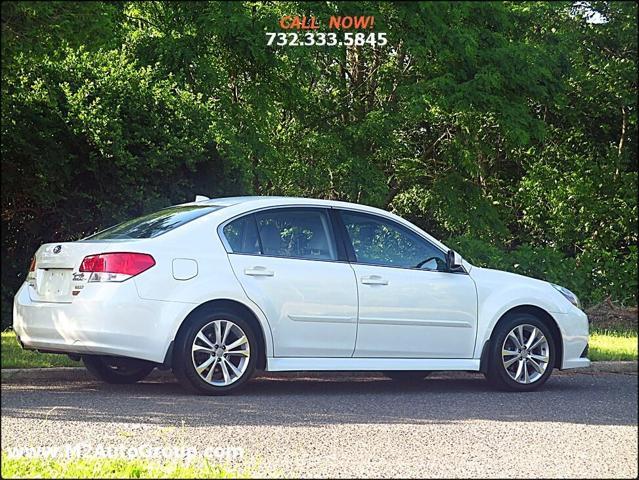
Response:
[446, 249, 463, 271]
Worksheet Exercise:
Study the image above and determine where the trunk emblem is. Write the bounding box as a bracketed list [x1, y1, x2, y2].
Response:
[53, 245, 62, 254]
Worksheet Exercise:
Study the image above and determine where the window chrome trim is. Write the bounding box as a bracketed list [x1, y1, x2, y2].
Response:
[217, 205, 340, 263]
[216, 203, 468, 274]
[333, 207, 469, 275]
[333, 207, 447, 256]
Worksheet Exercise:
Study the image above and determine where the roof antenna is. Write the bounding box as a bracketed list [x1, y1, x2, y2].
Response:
[194, 195, 210, 202]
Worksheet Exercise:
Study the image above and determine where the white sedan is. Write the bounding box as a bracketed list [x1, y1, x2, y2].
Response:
[13, 196, 590, 394]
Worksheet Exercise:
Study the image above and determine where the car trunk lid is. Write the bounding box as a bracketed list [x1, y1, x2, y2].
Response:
[30, 241, 122, 303]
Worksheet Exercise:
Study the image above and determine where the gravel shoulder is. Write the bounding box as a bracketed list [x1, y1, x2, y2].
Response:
[2, 371, 637, 478]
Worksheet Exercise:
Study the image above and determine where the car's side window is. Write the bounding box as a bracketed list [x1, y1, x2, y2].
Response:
[222, 214, 261, 255]
[254, 208, 337, 261]
[339, 210, 447, 271]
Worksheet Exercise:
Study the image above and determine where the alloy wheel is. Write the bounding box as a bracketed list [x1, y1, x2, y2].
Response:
[191, 319, 251, 386]
[501, 324, 550, 384]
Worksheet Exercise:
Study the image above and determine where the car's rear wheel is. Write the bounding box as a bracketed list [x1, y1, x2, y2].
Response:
[173, 310, 257, 395]
[384, 371, 431, 382]
[485, 313, 556, 392]
[82, 355, 155, 384]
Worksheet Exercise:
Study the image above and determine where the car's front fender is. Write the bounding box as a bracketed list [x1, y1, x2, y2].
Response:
[470, 267, 571, 358]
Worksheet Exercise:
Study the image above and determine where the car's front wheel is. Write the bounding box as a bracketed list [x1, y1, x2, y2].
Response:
[82, 355, 155, 384]
[173, 311, 257, 395]
[485, 313, 556, 392]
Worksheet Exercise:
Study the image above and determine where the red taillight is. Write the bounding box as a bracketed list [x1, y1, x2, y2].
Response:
[27, 256, 37, 286]
[79, 252, 155, 278]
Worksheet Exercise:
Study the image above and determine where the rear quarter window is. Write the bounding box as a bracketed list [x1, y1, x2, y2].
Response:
[222, 215, 261, 254]
[86, 206, 222, 240]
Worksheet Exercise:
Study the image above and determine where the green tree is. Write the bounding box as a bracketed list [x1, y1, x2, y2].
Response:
[1, 1, 637, 327]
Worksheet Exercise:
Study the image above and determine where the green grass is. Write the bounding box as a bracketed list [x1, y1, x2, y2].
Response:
[0, 456, 249, 479]
[1, 331, 79, 369]
[1, 328, 636, 370]
[589, 329, 638, 361]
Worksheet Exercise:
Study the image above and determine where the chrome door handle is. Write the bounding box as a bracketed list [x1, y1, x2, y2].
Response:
[244, 267, 274, 277]
[361, 275, 388, 285]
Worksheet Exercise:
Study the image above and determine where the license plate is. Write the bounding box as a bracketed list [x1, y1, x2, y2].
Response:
[37, 269, 73, 301]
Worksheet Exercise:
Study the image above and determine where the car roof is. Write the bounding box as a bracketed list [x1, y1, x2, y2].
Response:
[193, 196, 289, 207]
[182, 195, 387, 212]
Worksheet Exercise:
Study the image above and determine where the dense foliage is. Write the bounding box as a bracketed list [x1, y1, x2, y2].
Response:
[1, 1, 637, 327]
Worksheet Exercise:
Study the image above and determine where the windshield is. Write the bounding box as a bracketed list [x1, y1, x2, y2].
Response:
[85, 205, 222, 240]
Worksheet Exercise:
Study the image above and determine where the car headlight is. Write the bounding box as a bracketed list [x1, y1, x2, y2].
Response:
[551, 283, 581, 309]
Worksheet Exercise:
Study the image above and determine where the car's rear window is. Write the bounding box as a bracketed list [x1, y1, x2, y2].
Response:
[85, 205, 222, 240]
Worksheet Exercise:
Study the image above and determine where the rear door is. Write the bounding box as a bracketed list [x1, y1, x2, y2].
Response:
[222, 207, 358, 357]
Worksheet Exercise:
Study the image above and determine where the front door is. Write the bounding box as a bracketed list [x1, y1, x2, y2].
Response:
[336, 209, 477, 358]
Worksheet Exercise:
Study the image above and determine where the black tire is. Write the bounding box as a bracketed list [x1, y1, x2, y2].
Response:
[484, 313, 556, 392]
[384, 371, 431, 382]
[82, 355, 155, 384]
[172, 310, 258, 395]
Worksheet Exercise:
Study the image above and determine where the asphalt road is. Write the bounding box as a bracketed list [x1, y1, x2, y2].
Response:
[2, 371, 637, 478]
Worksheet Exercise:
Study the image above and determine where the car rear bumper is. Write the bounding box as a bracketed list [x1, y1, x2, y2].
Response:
[12, 282, 188, 363]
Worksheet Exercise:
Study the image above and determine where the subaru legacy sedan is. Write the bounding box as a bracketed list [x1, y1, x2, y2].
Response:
[13, 196, 590, 394]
